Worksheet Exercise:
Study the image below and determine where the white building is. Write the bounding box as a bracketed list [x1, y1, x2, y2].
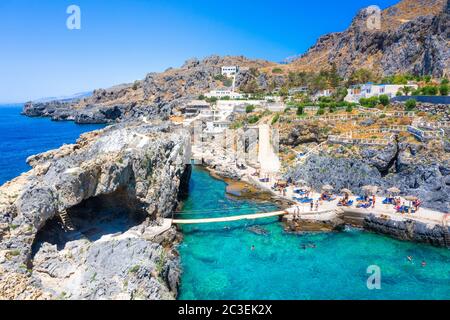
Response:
[345, 83, 419, 103]
[266, 103, 286, 112]
[205, 89, 244, 100]
[221, 66, 239, 77]
[205, 120, 231, 134]
[184, 100, 211, 118]
[289, 87, 308, 95]
[264, 95, 283, 103]
[312, 89, 334, 101]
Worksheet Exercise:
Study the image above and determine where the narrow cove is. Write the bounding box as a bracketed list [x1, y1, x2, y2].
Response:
[177, 166, 450, 300]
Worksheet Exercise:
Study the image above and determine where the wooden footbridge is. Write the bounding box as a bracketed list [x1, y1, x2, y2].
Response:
[172, 210, 287, 225]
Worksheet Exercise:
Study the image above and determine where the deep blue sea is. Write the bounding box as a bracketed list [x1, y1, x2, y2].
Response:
[0, 104, 104, 185]
[0, 104, 448, 300]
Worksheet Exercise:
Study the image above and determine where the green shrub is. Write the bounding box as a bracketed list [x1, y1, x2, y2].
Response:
[405, 99, 417, 111]
[247, 115, 261, 124]
[439, 84, 449, 96]
[245, 105, 255, 113]
[271, 113, 280, 125]
[296, 105, 304, 116]
[206, 97, 218, 103]
[379, 94, 390, 106]
[345, 105, 353, 113]
[316, 108, 325, 116]
[359, 96, 379, 108]
[422, 85, 438, 96]
[272, 68, 283, 74]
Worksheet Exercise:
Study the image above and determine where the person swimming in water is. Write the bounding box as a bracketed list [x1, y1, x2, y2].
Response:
[251, 245, 255, 251]
[421, 261, 427, 267]
[407, 256, 413, 262]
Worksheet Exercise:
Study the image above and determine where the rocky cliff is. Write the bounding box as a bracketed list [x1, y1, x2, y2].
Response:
[23, 56, 274, 124]
[291, 0, 449, 77]
[286, 137, 450, 212]
[0, 121, 192, 300]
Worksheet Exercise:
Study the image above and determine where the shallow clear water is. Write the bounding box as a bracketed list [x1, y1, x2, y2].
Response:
[0, 104, 104, 185]
[0, 106, 448, 300]
[178, 166, 450, 300]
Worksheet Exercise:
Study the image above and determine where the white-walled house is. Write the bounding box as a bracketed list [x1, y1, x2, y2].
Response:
[205, 120, 231, 134]
[312, 89, 334, 101]
[221, 66, 239, 77]
[183, 100, 211, 118]
[345, 83, 419, 103]
[205, 89, 244, 100]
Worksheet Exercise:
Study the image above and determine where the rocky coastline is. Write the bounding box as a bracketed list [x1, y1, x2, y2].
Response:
[0, 121, 192, 300]
[192, 136, 450, 248]
[363, 214, 450, 247]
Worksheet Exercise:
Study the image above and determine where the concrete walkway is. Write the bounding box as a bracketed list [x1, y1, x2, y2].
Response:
[172, 211, 287, 224]
[243, 168, 448, 227]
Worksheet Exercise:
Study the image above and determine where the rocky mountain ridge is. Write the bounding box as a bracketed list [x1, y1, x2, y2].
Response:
[291, 0, 449, 77]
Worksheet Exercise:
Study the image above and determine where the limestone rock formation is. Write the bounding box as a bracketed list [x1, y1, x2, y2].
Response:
[0, 121, 192, 300]
[292, 0, 449, 77]
[286, 140, 450, 212]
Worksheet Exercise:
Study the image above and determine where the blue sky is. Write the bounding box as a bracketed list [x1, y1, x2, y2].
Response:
[0, 0, 399, 102]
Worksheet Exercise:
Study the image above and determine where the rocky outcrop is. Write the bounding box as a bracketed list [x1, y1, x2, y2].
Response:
[292, 0, 449, 77]
[0, 121, 192, 300]
[286, 140, 450, 212]
[364, 214, 450, 247]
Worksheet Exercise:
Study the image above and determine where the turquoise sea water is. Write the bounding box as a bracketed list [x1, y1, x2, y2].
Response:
[0, 104, 104, 185]
[178, 166, 450, 300]
[0, 105, 448, 300]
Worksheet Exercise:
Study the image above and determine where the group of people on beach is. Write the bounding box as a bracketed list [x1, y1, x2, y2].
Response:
[356, 194, 376, 209]
[392, 197, 422, 214]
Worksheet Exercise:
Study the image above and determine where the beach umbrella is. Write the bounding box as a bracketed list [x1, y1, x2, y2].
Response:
[340, 188, 353, 195]
[362, 185, 378, 195]
[387, 187, 401, 194]
[322, 185, 334, 192]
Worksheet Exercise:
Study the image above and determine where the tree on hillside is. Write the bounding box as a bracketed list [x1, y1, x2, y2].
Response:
[399, 86, 413, 96]
[333, 87, 348, 102]
[329, 64, 341, 88]
[439, 84, 449, 96]
[347, 69, 377, 85]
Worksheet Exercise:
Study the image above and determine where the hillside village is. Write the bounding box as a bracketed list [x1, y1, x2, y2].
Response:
[176, 63, 449, 137]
